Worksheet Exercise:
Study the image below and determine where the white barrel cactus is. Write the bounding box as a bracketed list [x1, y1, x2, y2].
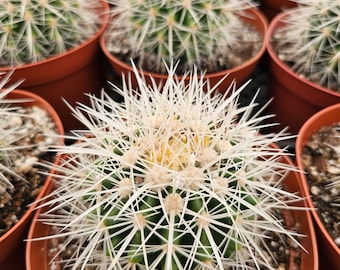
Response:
[38, 64, 303, 270]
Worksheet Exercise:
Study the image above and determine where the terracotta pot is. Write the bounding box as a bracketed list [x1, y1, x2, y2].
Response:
[26, 151, 318, 270]
[295, 103, 340, 269]
[100, 8, 268, 94]
[264, 12, 340, 135]
[0, 89, 64, 264]
[0, 1, 110, 132]
[260, 0, 297, 21]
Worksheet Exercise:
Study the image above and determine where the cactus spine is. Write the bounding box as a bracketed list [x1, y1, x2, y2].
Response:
[38, 63, 303, 269]
[0, 0, 100, 66]
[274, 0, 340, 92]
[105, 0, 259, 74]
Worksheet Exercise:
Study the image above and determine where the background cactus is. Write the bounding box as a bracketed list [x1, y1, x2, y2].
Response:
[105, 0, 261, 74]
[0, 72, 60, 236]
[273, 0, 340, 92]
[0, 0, 101, 66]
[38, 64, 304, 270]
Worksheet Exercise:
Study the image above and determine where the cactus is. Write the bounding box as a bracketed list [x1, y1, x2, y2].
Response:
[0, 72, 60, 236]
[37, 63, 305, 270]
[105, 0, 261, 74]
[273, 0, 340, 92]
[0, 0, 101, 66]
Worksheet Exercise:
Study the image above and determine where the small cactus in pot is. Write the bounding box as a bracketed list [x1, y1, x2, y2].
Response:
[34, 63, 308, 270]
[0, 71, 62, 262]
[104, 0, 263, 74]
[0, 0, 101, 66]
[272, 0, 340, 92]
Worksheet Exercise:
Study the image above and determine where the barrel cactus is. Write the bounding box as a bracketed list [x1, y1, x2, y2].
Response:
[0, 0, 101, 66]
[273, 0, 340, 92]
[36, 63, 305, 269]
[105, 0, 261, 74]
[0, 72, 60, 236]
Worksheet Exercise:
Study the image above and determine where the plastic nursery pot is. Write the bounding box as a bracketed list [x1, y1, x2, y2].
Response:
[100, 8, 268, 94]
[295, 103, 340, 270]
[264, 12, 340, 135]
[0, 1, 110, 132]
[26, 149, 318, 270]
[259, 0, 297, 21]
[0, 89, 64, 265]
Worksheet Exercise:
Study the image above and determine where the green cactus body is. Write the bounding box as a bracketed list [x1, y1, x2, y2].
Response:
[0, 0, 100, 66]
[106, 0, 258, 73]
[128, 1, 228, 68]
[40, 65, 303, 269]
[275, 0, 340, 92]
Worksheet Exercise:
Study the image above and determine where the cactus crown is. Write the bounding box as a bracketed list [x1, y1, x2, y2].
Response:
[105, 0, 260, 74]
[38, 63, 303, 270]
[0, 0, 101, 67]
[273, 0, 340, 92]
